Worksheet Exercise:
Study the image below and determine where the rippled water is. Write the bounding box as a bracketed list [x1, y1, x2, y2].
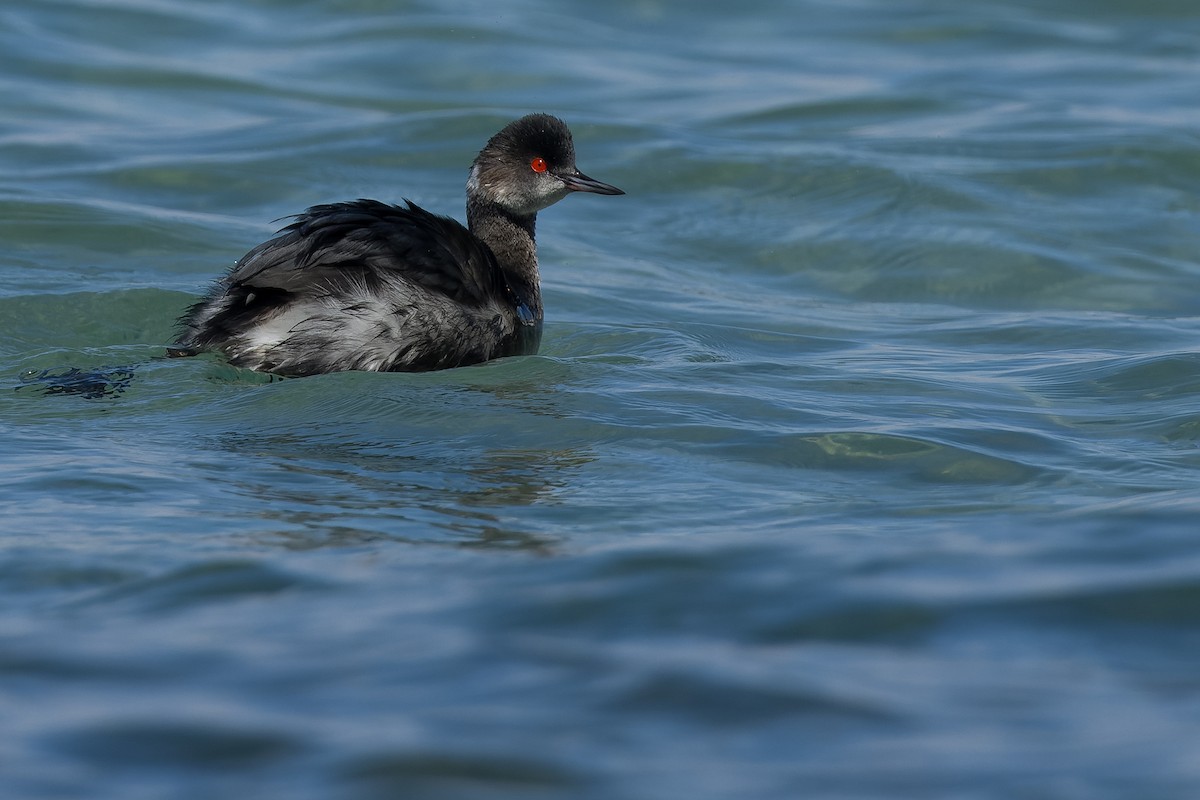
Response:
[3, 0, 1200, 797]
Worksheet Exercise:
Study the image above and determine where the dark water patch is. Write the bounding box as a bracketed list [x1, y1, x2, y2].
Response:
[758, 602, 946, 646]
[994, 575, 1200, 628]
[18, 365, 136, 399]
[78, 560, 328, 615]
[343, 750, 588, 800]
[49, 718, 306, 770]
[0, 556, 135, 597]
[608, 666, 899, 727]
[0, 650, 154, 682]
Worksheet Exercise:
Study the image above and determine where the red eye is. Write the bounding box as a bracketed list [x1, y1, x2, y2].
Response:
[530, 157, 548, 173]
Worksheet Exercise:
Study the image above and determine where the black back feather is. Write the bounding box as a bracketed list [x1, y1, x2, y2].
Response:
[178, 199, 509, 351]
[232, 199, 502, 305]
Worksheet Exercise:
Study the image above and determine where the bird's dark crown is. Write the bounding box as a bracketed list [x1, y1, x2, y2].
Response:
[476, 113, 576, 172]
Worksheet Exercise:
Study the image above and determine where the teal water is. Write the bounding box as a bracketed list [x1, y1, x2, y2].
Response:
[3, 0, 1200, 797]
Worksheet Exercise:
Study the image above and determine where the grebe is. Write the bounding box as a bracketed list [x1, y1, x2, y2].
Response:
[173, 113, 623, 376]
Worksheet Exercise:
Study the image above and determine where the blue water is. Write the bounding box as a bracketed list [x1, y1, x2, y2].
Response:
[3, 0, 1200, 797]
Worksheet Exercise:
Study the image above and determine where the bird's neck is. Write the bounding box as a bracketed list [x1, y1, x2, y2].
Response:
[467, 199, 542, 318]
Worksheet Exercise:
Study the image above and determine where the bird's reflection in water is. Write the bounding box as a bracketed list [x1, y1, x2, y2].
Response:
[212, 431, 593, 555]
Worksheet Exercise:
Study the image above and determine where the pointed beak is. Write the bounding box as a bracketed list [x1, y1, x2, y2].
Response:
[559, 169, 624, 196]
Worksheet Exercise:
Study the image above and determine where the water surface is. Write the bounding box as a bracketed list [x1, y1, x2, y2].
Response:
[2, 0, 1199, 797]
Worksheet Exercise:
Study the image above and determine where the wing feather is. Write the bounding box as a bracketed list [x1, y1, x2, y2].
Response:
[177, 199, 508, 353]
[231, 199, 501, 305]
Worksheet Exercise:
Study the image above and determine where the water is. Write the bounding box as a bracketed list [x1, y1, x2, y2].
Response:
[2, 0, 1199, 797]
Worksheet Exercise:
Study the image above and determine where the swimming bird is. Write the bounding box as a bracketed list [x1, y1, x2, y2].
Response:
[172, 113, 623, 376]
